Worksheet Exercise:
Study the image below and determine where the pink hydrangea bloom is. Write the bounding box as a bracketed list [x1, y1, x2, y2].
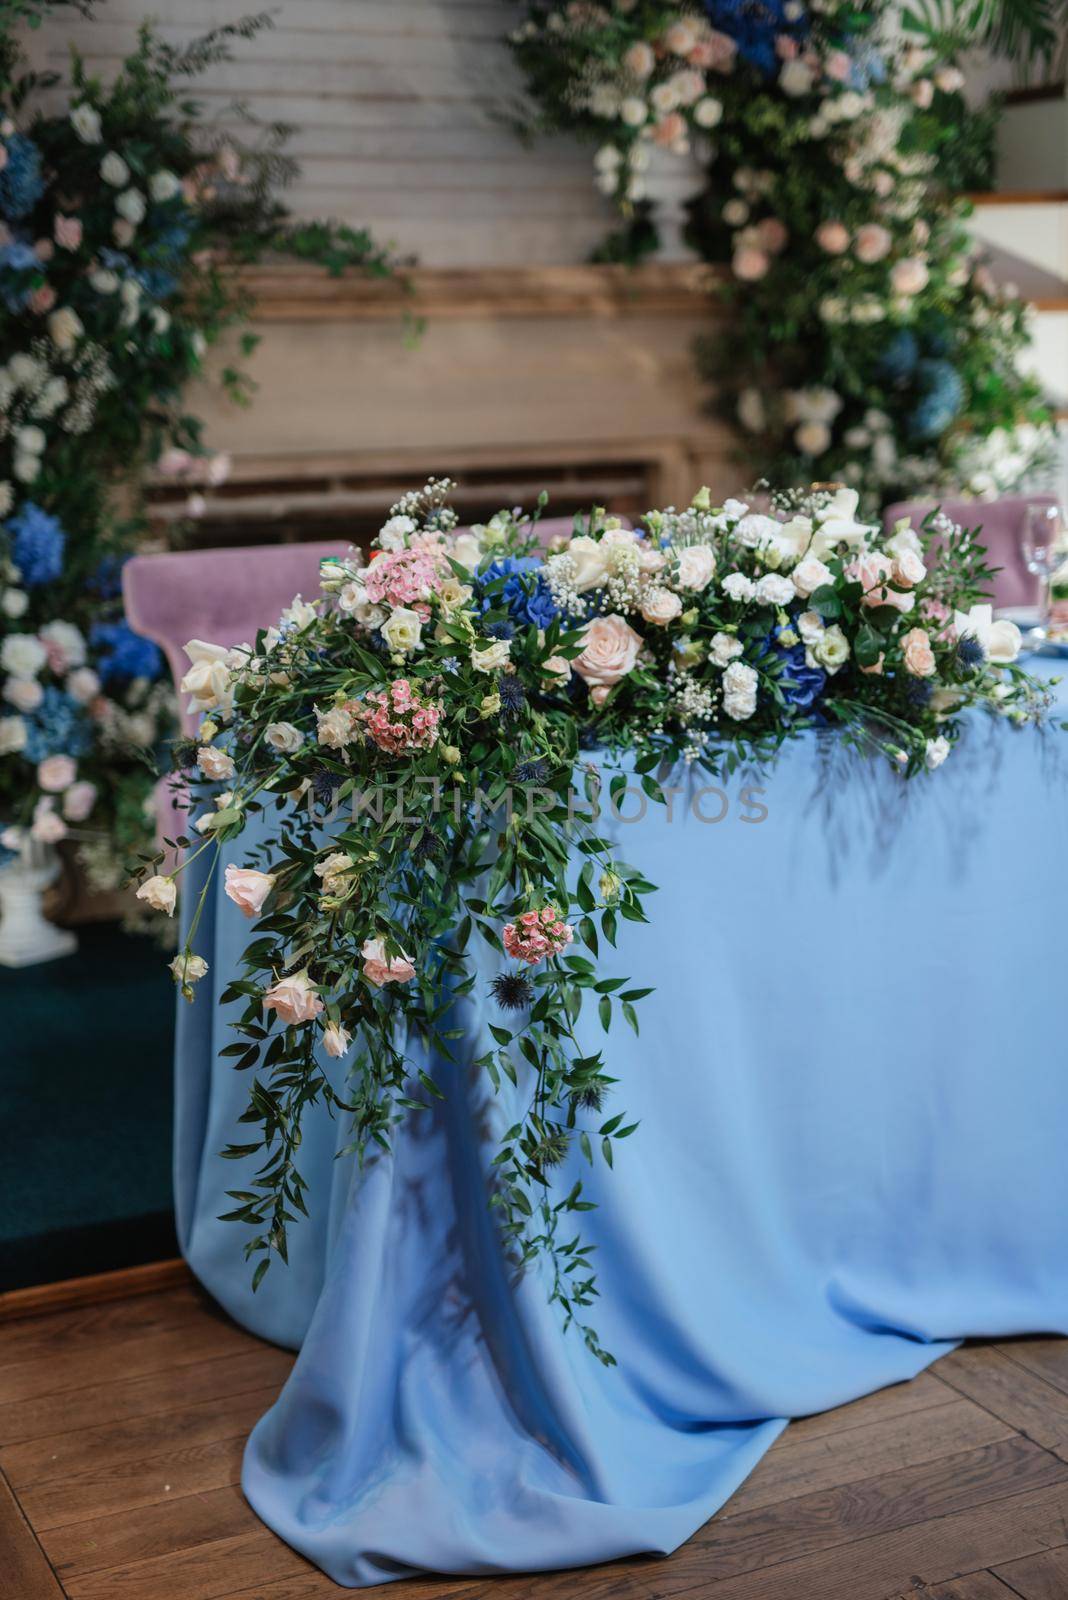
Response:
[362, 548, 442, 608]
[359, 679, 442, 755]
[502, 906, 574, 967]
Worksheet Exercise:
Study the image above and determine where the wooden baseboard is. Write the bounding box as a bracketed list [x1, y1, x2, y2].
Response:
[0, 1258, 192, 1324]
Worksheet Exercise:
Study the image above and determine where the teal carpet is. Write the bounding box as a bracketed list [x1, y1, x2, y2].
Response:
[0, 923, 177, 1290]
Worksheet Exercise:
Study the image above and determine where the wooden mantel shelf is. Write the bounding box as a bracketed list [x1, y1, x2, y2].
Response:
[229, 261, 724, 322]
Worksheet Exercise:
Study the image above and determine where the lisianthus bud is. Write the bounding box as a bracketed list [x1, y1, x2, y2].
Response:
[691, 486, 712, 513]
[599, 870, 622, 905]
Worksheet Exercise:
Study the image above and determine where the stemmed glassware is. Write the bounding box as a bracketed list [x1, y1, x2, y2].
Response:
[1019, 503, 1068, 647]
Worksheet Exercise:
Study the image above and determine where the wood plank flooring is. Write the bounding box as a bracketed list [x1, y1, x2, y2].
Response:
[2, 1282, 1067, 1600]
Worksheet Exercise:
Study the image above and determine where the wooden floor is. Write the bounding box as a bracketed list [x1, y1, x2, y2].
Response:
[3, 1282, 1068, 1600]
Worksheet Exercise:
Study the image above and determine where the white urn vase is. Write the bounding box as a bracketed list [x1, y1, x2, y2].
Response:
[642, 142, 706, 262]
[0, 836, 77, 968]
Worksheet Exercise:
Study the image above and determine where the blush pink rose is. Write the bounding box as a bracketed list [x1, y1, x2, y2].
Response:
[733, 246, 770, 281]
[756, 217, 788, 254]
[892, 549, 927, 588]
[573, 614, 643, 696]
[640, 586, 683, 627]
[62, 780, 97, 821]
[854, 223, 892, 264]
[224, 864, 276, 918]
[263, 971, 323, 1025]
[29, 285, 57, 314]
[824, 49, 851, 81]
[54, 214, 83, 250]
[652, 112, 688, 148]
[37, 753, 77, 792]
[901, 627, 936, 677]
[361, 936, 415, 987]
[847, 553, 915, 613]
[890, 257, 929, 296]
[816, 220, 850, 255]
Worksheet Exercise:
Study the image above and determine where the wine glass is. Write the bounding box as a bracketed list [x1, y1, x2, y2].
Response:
[1020, 504, 1068, 644]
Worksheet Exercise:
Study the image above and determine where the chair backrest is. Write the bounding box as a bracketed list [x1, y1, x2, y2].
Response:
[882, 495, 1057, 610]
[123, 540, 352, 734]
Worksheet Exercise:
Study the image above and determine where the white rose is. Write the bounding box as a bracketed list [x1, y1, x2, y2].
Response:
[1, 634, 47, 678]
[14, 455, 40, 484]
[71, 104, 102, 143]
[722, 660, 758, 720]
[620, 97, 648, 126]
[675, 545, 716, 592]
[710, 632, 743, 667]
[640, 586, 683, 627]
[265, 721, 303, 754]
[792, 554, 833, 598]
[813, 624, 850, 674]
[797, 610, 825, 645]
[115, 188, 146, 225]
[4, 675, 42, 711]
[90, 269, 120, 295]
[47, 307, 84, 352]
[565, 534, 611, 593]
[316, 704, 355, 749]
[136, 874, 177, 915]
[721, 572, 756, 603]
[795, 421, 832, 456]
[100, 151, 130, 187]
[754, 573, 795, 606]
[694, 97, 723, 128]
[181, 640, 234, 717]
[381, 606, 424, 655]
[450, 532, 483, 571]
[0, 715, 27, 755]
[470, 637, 511, 672]
[17, 425, 44, 455]
[925, 735, 951, 770]
[67, 666, 101, 703]
[780, 58, 814, 95]
[2, 589, 28, 619]
[197, 746, 236, 781]
[150, 170, 181, 202]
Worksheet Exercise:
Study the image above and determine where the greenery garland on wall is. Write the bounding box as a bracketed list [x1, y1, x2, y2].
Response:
[0, 7, 403, 911]
[508, 0, 1057, 509]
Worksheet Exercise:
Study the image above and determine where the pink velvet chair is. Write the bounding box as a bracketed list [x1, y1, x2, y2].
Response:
[123, 540, 353, 737]
[882, 495, 1057, 610]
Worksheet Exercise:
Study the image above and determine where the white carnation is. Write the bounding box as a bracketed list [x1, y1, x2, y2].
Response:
[722, 661, 758, 721]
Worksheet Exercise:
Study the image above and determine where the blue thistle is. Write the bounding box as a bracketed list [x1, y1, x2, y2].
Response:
[957, 635, 985, 670]
[484, 619, 515, 641]
[7, 504, 66, 587]
[498, 673, 526, 719]
[906, 678, 933, 706]
[490, 971, 534, 1011]
[514, 757, 549, 783]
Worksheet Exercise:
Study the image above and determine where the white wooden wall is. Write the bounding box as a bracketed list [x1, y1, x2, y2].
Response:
[26, 0, 616, 265]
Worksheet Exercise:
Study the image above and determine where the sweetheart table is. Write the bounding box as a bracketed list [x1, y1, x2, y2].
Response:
[175, 666, 1068, 1589]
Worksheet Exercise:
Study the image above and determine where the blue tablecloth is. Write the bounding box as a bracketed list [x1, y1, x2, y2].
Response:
[176, 668, 1068, 1588]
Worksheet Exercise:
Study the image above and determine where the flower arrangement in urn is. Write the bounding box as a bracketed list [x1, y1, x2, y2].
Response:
[134, 479, 1055, 1359]
[0, 11, 401, 945]
[508, 0, 1055, 506]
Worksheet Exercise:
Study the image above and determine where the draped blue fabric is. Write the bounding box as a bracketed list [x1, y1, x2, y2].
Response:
[175, 670, 1068, 1587]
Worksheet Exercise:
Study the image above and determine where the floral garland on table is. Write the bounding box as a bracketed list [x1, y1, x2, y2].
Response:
[508, 1, 1055, 507]
[135, 478, 1054, 1361]
[0, 15, 402, 904]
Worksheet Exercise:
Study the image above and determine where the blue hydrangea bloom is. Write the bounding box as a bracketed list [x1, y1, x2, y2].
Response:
[766, 629, 827, 711]
[89, 620, 164, 683]
[908, 358, 965, 441]
[23, 686, 92, 762]
[88, 554, 127, 599]
[702, 0, 807, 75]
[8, 503, 66, 586]
[878, 329, 919, 384]
[477, 557, 560, 629]
[0, 135, 44, 220]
